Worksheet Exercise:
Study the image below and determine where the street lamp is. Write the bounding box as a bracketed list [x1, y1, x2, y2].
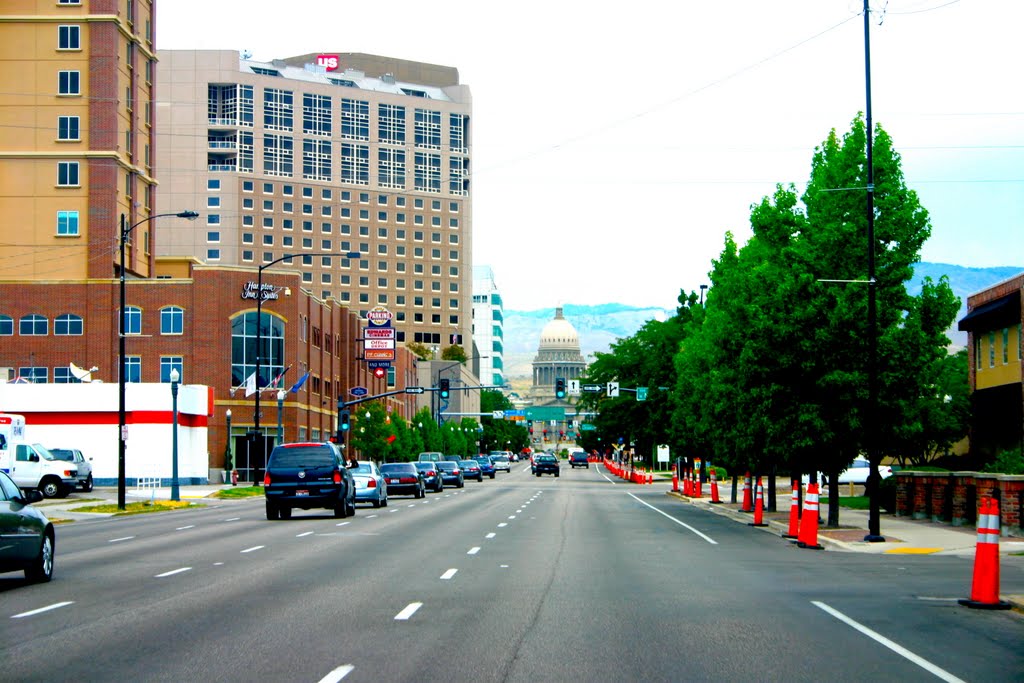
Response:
[225, 409, 233, 485]
[169, 367, 180, 502]
[252, 251, 358, 486]
[276, 389, 286, 446]
[117, 210, 197, 510]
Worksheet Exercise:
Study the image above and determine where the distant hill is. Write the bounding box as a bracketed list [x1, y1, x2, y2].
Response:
[500, 263, 1022, 378]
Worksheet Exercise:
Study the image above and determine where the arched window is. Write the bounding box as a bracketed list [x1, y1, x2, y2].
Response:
[54, 313, 83, 336]
[231, 311, 285, 390]
[160, 306, 184, 335]
[0, 315, 12, 336]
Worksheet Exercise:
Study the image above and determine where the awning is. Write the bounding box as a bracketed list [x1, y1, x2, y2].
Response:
[958, 291, 1021, 332]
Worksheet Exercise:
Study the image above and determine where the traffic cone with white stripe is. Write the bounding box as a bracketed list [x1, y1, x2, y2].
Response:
[748, 478, 768, 527]
[959, 497, 1011, 610]
[672, 464, 679, 493]
[783, 480, 800, 539]
[692, 467, 701, 498]
[710, 468, 722, 504]
[797, 483, 823, 550]
[741, 472, 753, 512]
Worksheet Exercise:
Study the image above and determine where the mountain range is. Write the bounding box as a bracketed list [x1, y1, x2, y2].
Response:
[500, 263, 1023, 379]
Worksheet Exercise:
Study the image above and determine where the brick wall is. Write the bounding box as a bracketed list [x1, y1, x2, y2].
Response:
[896, 471, 1024, 536]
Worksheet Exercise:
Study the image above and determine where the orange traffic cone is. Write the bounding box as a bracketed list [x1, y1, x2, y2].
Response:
[692, 467, 702, 499]
[710, 469, 722, 504]
[959, 497, 1011, 610]
[797, 483, 823, 550]
[741, 472, 753, 512]
[672, 464, 679, 492]
[783, 480, 800, 539]
[749, 478, 768, 527]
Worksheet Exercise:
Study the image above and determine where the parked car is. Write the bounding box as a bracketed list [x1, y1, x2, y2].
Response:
[436, 460, 464, 488]
[534, 453, 560, 477]
[263, 441, 355, 520]
[460, 459, 483, 482]
[379, 463, 425, 498]
[0, 470, 55, 582]
[569, 452, 589, 469]
[414, 461, 444, 492]
[474, 456, 497, 479]
[48, 448, 94, 492]
[350, 461, 388, 508]
[490, 454, 512, 473]
[802, 457, 893, 486]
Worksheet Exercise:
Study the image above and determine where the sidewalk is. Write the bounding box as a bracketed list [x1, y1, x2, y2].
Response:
[32, 484, 240, 521]
[666, 483, 1024, 610]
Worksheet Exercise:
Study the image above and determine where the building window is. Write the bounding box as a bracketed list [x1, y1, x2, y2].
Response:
[121, 306, 142, 335]
[161, 306, 184, 335]
[19, 314, 48, 336]
[0, 315, 12, 335]
[302, 93, 331, 135]
[414, 109, 442, 148]
[302, 139, 332, 180]
[207, 249, 221, 260]
[988, 331, 995, 368]
[378, 148, 406, 189]
[450, 113, 469, 152]
[123, 356, 141, 383]
[53, 367, 80, 384]
[341, 98, 369, 140]
[54, 313, 83, 336]
[57, 116, 80, 141]
[414, 152, 442, 193]
[57, 210, 79, 236]
[57, 161, 79, 186]
[57, 25, 81, 50]
[18, 367, 48, 383]
[58, 70, 81, 95]
[263, 88, 294, 131]
[231, 312, 285, 390]
[264, 134, 294, 176]
[341, 143, 369, 185]
[1003, 328, 1010, 364]
[160, 357, 184, 383]
[378, 104, 405, 143]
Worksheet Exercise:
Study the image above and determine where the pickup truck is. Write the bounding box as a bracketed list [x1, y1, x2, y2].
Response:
[1, 442, 78, 498]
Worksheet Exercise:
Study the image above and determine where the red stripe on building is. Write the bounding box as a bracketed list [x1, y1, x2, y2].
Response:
[19, 412, 208, 428]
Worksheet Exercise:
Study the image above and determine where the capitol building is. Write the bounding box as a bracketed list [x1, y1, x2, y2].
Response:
[531, 307, 587, 402]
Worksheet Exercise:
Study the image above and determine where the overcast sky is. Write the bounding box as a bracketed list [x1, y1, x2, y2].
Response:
[157, 0, 1023, 311]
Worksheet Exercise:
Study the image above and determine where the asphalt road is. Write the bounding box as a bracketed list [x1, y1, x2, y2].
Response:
[2, 463, 1022, 682]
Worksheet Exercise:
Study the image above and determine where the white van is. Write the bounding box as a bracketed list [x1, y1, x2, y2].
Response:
[0, 414, 78, 498]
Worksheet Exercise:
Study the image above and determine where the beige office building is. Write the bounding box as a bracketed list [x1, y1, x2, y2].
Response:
[155, 50, 473, 351]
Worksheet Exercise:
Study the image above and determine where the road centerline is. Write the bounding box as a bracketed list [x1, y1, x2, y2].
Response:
[394, 602, 422, 620]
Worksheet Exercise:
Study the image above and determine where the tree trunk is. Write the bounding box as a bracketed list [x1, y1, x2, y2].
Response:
[826, 467, 840, 527]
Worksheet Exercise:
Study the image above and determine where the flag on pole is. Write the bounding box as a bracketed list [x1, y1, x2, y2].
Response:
[268, 364, 292, 389]
[288, 371, 310, 394]
[244, 371, 257, 397]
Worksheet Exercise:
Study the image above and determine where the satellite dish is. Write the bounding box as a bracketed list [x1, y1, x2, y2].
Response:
[242, 49, 253, 60]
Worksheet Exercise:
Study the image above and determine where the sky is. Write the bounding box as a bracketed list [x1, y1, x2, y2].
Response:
[156, 0, 1024, 311]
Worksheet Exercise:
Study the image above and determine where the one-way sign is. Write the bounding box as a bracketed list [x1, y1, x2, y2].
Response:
[582, 384, 602, 393]
[405, 386, 425, 394]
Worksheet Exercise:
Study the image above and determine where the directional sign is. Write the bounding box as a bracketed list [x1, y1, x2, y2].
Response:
[636, 387, 648, 401]
[364, 349, 396, 361]
[607, 381, 620, 397]
[492, 410, 505, 419]
[582, 383, 602, 393]
[350, 386, 368, 397]
[568, 379, 581, 395]
[581, 423, 597, 431]
[405, 386, 425, 394]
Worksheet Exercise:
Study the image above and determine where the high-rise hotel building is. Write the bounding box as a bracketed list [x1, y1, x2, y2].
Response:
[155, 51, 474, 351]
[472, 265, 505, 388]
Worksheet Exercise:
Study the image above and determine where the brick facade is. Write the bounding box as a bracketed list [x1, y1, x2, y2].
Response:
[896, 471, 1024, 536]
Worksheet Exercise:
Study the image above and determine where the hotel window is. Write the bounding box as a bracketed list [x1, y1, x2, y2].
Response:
[378, 104, 406, 143]
[208, 178, 221, 191]
[989, 331, 995, 368]
[414, 152, 442, 193]
[208, 214, 221, 225]
[321, 188, 332, 200]
[58, 25, 81, 50]
[1003, 328, 1010, 364]
[303, 139, 332, 180]
[123, 357, 141, 383]
[242, 250, 254, 262]
[378, 148, 406, 188]
[341, 143, 369, 185]
[302, 93, 331, 135]
[341, 98, 369, 140]
[58, 116, 80, 141]
[207, 249, 221, 260]
[57, 161, 79, 186]
[161, 306, 184, 335]
[263, 88, 294, 131]
[243, 180, 254, 192]
[20, 314, 48, 336]
[264, 134, 294, 176]
[263, 217, 274, 229]
[263, 199, 274, 211]
[414, 109, 441, 148]
[242, 233, 254, 244]
[54, 314, 83, 336]
[239, 131, 254, 171]
[56, 210, 79, 236]
[243, 215, 254, 227]
[207, 231, 220, 242]
[208, 196, 221, 208]
[160, 357, 184, 383]
[121, 306, 142, 335]
[450, 113, 468, 152]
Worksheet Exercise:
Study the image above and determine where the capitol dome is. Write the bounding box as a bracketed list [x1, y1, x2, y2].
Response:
[538, 308, 580, 350]
[531, 307, 586, 400]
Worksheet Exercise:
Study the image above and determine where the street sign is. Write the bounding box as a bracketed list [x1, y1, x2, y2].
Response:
[657, 444, 670, 463]
[568, 379, 581, 395]
[363, 327, 396, 339]
[525, 406, 566, 421]
[636, 387, 648, 401]
[607, 381, 620, 397]
[364, 339, 395, 350]
[373, 367, 386, 379]
[364, 349, 396, 360]
[582, 383, 602, 393]
[367, 361, 391, 369]
[405, 386, 425, 394]
[492, 410, 505, 419]
[350, 386, 368, 397]
[581, 423, 596, 431]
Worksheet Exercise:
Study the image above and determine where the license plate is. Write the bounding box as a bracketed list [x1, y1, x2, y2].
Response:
[296, 489, 309, 496]
[389, 478, 400, 484]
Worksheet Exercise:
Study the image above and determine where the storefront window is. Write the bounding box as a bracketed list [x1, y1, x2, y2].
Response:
[231, 312, 285, 389]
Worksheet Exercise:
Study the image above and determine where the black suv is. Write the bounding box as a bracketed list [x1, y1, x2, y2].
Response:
[264, 442, 355, 520]
[534, 454, 560, 477]
[569, 452, 589, 469]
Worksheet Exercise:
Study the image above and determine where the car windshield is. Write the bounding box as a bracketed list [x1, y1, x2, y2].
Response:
[474, 457, 490, 463]
[49, 449, 76, 462]
[436, 462, 456, 470]
[536, 455, 556, 463]
[33, 444, 58, 461]
[414, 463, 434, 471]
[353, 464, 373, 474]
[268, 446, 335, 468]
[380, 464, 414, 475]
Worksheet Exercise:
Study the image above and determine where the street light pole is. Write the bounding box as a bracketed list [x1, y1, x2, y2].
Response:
[224, 409, 233, 485]
[277, 389, 286, 445]
[117, 210, 197, 510]
[170, 368, 180, 502]
[434, 355, 488, 425]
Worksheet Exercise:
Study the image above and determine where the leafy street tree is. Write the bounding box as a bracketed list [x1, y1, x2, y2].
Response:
[441, 345, 468, 362]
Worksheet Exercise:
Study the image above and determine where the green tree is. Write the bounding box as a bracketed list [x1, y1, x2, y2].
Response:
[441, 345, 468, 362]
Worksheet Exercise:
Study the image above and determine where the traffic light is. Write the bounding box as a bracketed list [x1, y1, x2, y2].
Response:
[555, 377, 566, 399]
[438, 378, 450, 399]
[339, 410, 350, 432]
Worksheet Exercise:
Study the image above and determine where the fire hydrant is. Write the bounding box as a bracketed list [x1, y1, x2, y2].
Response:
[231, 469, 238, 486]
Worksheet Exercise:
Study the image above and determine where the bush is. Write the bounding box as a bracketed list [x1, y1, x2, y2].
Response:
[711, 465, 728, 480]
[982, 449, 1024, 475]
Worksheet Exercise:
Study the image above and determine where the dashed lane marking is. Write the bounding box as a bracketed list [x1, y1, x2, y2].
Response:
[11, 602, 74, 619]
[440, 569, 458, 580]
[394, 602, 422, 620]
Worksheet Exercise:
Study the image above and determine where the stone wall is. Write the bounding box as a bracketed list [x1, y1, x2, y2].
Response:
[895, 471, 1024, 536]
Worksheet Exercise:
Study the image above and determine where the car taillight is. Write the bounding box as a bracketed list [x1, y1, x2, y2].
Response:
[400, 476, 416, 483]
[264, 472, 271, 486]
[452, 468, 460, 474]
[333, 469, 342, 484]
[367, 478, 376, 488]
[429, 470, 436, 476]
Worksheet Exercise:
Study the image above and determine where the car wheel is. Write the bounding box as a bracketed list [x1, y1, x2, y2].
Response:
[372, 497, 381, 508]
[381, 495, 388, 508]
[40, 477, 65, 499]
[458, 480, 464, 488]
[335, 499, 348, 518]
[555, 472, 560, 477]
[536, 472, 541, 477]
[415, 486, 422, 499]
[347, 498, 356, 517]
[25, 532, 54, 583]
[489, 473, 495, 479]
[280, 506, 293, 520]
[266, 502, 280, 520]
[83, 474, 94, 492]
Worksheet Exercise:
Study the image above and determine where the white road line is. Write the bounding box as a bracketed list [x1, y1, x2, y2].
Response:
[240, 545, 265, 553]
[407, 504, 416, 508]
[516, 509, 523, 513]
[296, 531, 314, 537]
[108, 536, 134, 543]
[176, 525, 194, 531]
[11, 602, 73, 619]
[394, 602, 422, 620]
[485, 532, 496, 539]
[627, 492, 717, 544]
[497, 522, 508, 528]
[336, 521, 351, 527]
[155, 567, 192, 578]
[390, 509, 399, 513]
[366, 514, 378, 519]
[467, 547, 481, 555]
[508, 515, 516, 520]
[440, 568, 458, 580]
[223, 517, 241, 522]
[812, 601, 967, 683]
[317, 664, 355, 683]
